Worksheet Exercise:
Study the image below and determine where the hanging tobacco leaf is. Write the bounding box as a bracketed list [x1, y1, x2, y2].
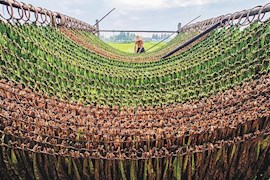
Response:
[33, 152, 44, 180]
[56, 156, 69, 180]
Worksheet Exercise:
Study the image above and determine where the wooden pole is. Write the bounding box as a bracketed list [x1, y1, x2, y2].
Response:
[178, 23, 181, 33]
[96, 19, 100, 37]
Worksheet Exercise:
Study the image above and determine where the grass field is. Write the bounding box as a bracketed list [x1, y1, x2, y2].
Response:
[108, 42, 167, 53]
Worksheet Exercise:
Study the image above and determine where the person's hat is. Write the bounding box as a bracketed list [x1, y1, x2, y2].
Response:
[135, 35, 142, 42]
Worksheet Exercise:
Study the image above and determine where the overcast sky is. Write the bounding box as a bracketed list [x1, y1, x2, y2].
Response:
[20, 0, 270, 36]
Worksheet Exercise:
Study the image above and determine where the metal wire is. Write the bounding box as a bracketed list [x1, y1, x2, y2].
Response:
[182, 3, 270, 32]
[0, 0, 96, 31]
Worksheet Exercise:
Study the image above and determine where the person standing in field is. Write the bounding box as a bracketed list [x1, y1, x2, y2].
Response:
[134, 35, 145, 53]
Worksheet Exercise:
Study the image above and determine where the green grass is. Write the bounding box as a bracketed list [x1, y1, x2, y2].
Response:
[108, 42, 167, 53]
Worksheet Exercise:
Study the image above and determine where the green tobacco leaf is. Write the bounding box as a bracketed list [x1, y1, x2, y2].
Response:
[172, 157, 177, 178]
[89, 159, 95, 177]
[130, 160, 136, 180]
[173, 156, 183, 180]
[191, 153, 195, 176]
[33, 153, 43, 180]
[119, 160, 127, 180]
[147, 159, 155, 179]
[0, 23, 7, 34]
[143, 160, 148, 180]
[230, 144, 236, 162]
[262, 137, 269, 150]
[183, 154, 188, 173]
[177, 156, 183, 180]
[65, 157, 72, 176]
[6, 147, 23, 180]
[162, 157, 170, 180]
[215, 147, 222, 163]
[156, 158, 161, 180]
[11, 149, 18, 165]
[72, 159, 81, 180]
[256, 141, 261, 161]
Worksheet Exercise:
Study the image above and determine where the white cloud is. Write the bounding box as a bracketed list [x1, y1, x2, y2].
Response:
[11, 0, 270, 34]
[129, 16, 140, 21]
[109, 0, 223, 11]
[71, 9, 84, 15]
[110, 0, 164, 10]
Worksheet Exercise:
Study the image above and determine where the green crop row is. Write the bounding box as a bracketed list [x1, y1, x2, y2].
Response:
[65, 28, 199, 62]
[1, 20, 270, 106]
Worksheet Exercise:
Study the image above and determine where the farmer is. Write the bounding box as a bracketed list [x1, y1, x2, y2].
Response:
[134, 35, 145, 53]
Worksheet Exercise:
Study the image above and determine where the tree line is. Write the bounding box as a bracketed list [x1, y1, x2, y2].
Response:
[102, 32, 172, 42]
[151, 33, 171, 41]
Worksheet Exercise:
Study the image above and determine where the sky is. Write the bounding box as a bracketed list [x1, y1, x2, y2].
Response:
[16, 0, 270, 37]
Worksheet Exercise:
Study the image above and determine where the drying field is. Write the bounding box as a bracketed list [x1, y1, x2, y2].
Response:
[108, 42, 167, 53]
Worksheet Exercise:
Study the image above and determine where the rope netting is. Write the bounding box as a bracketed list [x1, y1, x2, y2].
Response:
[182, 3, 270, 32]
[0, 0, 96, 31]
[0, 1, 270, 179]
[1, 1, 270, 62]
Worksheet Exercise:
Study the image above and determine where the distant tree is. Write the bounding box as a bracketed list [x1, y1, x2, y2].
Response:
[119, 32, 124, 41]
[153, 34, 158, 40]
[107, 32, 138, 42]
[164, 34, 167, 39]
[161, 33, 165, 39]
[131, 33, 135, 41]
[127, 32, 130, 41]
